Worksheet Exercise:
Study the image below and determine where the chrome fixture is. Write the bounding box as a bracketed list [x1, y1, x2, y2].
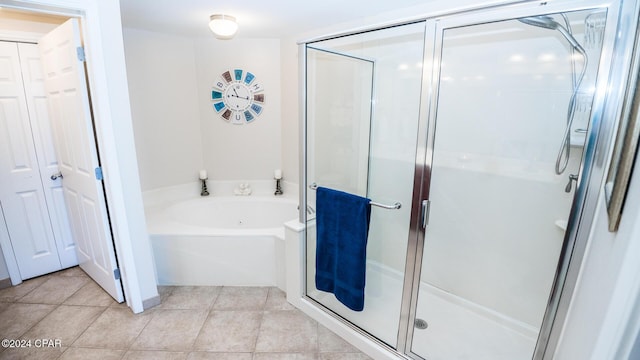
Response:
[274, 169, 283, 195]
[518, 15, 583, 49]
[414, 318, 429, 330]
[308, 183, 402, 209]
[200, 178, 210, 196]
[565, 174, 579, 193]
[518, 14, 588, 175]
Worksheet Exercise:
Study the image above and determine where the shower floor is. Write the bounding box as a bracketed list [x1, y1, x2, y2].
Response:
[412, 283, 537, 359]
[309, 261, 537, 359]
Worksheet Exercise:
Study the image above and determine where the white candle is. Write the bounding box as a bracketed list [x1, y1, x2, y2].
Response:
[199, 169, 207, 180]
[274, 169, 282, 180]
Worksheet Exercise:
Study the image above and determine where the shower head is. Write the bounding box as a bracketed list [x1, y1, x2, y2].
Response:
[518, 15, 585, 52]
[518, 15, 559, 30]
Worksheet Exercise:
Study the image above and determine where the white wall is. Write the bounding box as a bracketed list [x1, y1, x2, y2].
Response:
[554, 155, 640, 359]
[194, 38, 282, 182]
[125, 34, 283, 187]
[281, 40, 300, 184]
[123, 29, 203, 191]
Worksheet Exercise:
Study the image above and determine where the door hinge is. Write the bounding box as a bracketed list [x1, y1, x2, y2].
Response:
[95, 166, 103, 180]
[421, 199, 431, 229]
[76, 46, 86, 62]
[114, 268, 121, 280]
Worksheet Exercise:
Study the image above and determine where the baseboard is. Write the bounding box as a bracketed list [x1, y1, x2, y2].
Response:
[0, 277, 12, 290]
[142, 294, 161, 310]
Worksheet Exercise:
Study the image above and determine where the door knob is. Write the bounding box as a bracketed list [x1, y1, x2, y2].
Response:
[50, 172, 63, 180]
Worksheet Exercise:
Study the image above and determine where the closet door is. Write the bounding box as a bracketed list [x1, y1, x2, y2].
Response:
[0, 41, 63, 279]
[18, 43, 77, 268]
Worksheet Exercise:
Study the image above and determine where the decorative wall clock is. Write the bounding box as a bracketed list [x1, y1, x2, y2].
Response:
[211, 69, 265, 124]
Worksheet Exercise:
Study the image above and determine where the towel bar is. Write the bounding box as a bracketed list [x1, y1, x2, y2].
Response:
[308, 183, 401, 210]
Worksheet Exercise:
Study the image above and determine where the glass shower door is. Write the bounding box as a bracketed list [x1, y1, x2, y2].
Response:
[305, 22, 426, 348]
[411, 7, 609, 360]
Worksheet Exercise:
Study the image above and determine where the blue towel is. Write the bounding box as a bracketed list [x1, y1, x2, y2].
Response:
[315, 187, 371, 311]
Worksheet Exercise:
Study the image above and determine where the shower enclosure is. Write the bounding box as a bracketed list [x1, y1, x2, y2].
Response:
[301, 0, 636, 359]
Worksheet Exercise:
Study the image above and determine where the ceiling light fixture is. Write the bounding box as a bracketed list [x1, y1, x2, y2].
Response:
[209, 14, 238, 40]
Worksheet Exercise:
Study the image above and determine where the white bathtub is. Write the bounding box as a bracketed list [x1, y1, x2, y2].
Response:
[144, 183, 298, 287]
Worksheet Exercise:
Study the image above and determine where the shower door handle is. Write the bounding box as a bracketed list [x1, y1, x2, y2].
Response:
[421, 200, 431, 228]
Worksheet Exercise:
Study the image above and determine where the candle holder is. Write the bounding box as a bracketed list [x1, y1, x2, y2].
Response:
[200, 178, 210, 196]
[274, 177, 283, 196]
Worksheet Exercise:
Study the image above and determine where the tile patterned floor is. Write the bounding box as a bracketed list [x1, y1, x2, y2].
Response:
[0, 267, 372, 360]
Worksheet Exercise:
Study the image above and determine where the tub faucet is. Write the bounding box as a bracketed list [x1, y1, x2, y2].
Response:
[274, 178, 283, 196]
[200, 178, 209, 196]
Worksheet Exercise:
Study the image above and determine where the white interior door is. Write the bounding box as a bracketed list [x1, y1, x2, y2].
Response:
[39, 19, 124, 302]
[18, 42, 77, 269]
[0, 41, 63, 279]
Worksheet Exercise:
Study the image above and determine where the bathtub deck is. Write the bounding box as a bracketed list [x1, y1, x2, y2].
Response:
[0, 266, 371, 359]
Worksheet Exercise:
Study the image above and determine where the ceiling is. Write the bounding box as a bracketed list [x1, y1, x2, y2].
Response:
[119, 0, 431, 39]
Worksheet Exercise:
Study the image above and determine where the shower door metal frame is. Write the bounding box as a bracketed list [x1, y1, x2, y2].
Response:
[298, 0, 640, 359]
[402, 0, 639, 359]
